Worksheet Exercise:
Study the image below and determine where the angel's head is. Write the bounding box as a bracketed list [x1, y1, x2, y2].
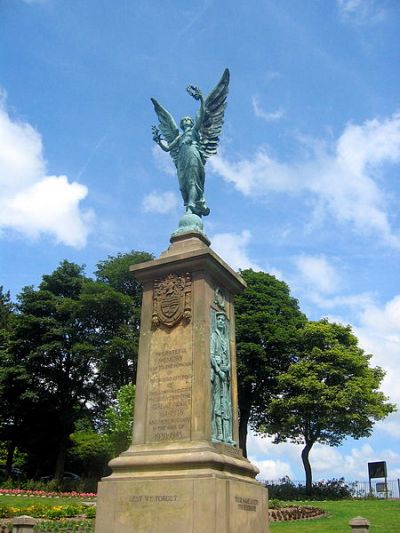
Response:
[180, 116, 194, 131]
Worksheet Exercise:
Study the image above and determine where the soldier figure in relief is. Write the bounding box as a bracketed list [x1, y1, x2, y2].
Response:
[210, 312, 235, 445]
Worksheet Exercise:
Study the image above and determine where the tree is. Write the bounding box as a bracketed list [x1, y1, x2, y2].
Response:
[103, 383, 135, 456]
[95, 250, 153, 303]
[234, 270, 306, 457]
[69, 421, 111, 479]
[0, 286, 23, 477]
[0, 287, 13, 330]
[3, 261, 134, 479]
[69, 384, 135, 478]
[266, 320, 396, 492]
[95, 251, 153, 388]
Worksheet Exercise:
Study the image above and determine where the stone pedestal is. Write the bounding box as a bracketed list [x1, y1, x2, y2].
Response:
[95, 233, 268, 533]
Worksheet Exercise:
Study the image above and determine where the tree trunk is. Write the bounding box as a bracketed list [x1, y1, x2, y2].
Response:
[54, 437, 67, 483]
[301, 441, 314, 494]
[5, 441, 16, 478]
[239, 404, 251, 458]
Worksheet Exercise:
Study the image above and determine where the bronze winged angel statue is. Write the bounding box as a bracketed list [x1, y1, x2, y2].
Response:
[151, 69, 230, 223]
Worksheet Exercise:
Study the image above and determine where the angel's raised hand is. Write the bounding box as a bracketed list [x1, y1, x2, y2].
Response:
[187, 85, 202, 101]
[152, 125, 162, 143]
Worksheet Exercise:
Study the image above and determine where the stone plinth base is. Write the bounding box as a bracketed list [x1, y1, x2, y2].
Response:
[96, 472, 267, 533]
[95, 441, 268, 532]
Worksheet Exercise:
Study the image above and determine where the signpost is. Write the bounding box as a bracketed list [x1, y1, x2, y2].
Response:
[368, 461, 388, 498]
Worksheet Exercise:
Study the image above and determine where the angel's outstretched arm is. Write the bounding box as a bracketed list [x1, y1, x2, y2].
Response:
[152, 126, 179, 152]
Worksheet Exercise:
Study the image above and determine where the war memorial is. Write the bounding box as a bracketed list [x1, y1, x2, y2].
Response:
[95, 69, 269, 532]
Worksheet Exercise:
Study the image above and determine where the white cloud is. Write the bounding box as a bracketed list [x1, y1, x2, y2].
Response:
[353, 295, 400, 436]
[0, 93, 92, 247]
[211, 112, 400, 247]
[248, 431, 400, 482]
[254, 459, 294, 481]
[247, 432, 300, 481]
[141, 190, 178, 214]
[294, 255, 342, 294]
[211, 230, 261, 271]
[312, 443, 400, 479]
[252, 96, 284, 122]
[314, 293, 375, 310]
[337, 0, 387, 24]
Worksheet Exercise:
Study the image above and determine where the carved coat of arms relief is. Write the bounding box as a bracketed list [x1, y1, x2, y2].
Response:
[152, 273, 192, 328]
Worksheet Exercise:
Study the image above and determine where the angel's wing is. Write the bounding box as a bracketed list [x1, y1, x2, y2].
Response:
[151, 98, 180, 165]
[198, 69, 230, 164]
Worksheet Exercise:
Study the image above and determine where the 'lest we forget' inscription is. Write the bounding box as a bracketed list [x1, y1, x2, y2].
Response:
[147, 347, 192, 442]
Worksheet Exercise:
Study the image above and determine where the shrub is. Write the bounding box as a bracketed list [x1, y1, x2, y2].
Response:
[265, 476, 354, 500]
[34, 520, 94, 532]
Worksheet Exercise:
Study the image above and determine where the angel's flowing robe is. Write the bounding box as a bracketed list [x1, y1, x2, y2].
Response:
[176, 129, 207, 216]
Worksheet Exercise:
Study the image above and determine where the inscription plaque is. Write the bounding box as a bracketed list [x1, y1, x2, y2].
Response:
[235, 496, 259, 512]
[147, 326, 192, 442]
[129, 495, 178, 503]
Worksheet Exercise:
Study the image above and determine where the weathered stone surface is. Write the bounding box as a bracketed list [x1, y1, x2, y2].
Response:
[96, 476, 267, 533]
[349, 516, 370, 532]
[95, 234, 268, 532]
[12, 515, 37, 533]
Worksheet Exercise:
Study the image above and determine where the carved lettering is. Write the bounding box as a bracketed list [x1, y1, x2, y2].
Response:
[129, 495, 178, 503]
[147, 341, 192, 442]
[234, 496, 259, 512]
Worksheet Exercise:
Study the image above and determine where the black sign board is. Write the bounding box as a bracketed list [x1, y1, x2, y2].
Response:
[368, 461, 387, 479]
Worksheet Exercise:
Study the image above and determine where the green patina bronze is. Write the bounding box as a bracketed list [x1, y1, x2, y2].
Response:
[210, 310, 235, 446]
[151, 69, 230, 235]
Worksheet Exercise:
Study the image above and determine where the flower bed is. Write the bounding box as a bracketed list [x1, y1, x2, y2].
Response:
[0, 503, 96, 520]
[0, 489, 96, 499]
[269, 505, 326, 522]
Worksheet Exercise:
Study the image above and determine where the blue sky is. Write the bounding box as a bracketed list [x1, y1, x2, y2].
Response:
[1, 0, 399, 486]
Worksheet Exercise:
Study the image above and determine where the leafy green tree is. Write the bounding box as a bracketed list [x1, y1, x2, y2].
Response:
[0, 286, 24, 477]
[104, 384, 135, 456]
[266, 320, 396, 492]
[0, 287, 13, 330]
[69, 419, 111, 479]
[95, 250, 153, 304]
[3, 261, 133, 480]
[95, 251, 153, 388]
[235, 270, 306, 456]
[69, 384, 135, 477]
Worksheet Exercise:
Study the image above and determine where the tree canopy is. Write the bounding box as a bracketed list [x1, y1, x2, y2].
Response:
[0, 256, 395, 489]
[0, 260, 138, 479]
[235, 269, 306, 456]
[266, 319, 396, 491]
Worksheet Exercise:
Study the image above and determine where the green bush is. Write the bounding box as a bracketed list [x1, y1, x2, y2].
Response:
[43, 504, 83, 519]
[34, 520, 94, 532]
[265, 476, 355, 500]
[84, 506, 96, 518]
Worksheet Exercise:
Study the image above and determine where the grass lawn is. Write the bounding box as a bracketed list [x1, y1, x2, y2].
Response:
[0, 494, 91, 508]
[270, 499, 400, 532]
[1, 495, 399, 532]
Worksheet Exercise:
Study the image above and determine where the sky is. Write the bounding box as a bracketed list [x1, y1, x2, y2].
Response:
[0, 0, 399, 488]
